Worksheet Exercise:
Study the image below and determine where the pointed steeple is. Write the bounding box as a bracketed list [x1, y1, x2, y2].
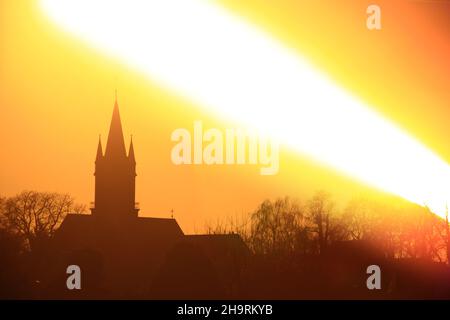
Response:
[128, 135, 136, 163]
[105, 93, 127, 158]
[96, 135, 103, 161]
[92, 93, 138, 219]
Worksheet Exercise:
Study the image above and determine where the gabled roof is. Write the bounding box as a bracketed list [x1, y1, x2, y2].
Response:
[54, 214, 184, 251]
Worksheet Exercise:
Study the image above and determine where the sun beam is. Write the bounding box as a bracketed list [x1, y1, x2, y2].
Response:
[40, 0, 450, 218]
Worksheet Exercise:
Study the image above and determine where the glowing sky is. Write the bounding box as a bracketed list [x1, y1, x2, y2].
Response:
[38, 0, 450, 217]
[1, 0, 450, 231]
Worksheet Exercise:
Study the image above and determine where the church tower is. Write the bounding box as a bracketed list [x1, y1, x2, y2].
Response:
[91, 96, 138, 220]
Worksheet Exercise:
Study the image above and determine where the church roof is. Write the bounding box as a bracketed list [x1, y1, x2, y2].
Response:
[55, 214, 184, 251]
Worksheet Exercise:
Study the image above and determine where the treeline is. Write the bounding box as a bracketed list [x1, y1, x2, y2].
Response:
[207, 191, 450, 263]
[0, 191, 84, 298]
[1, 189, 450, 299]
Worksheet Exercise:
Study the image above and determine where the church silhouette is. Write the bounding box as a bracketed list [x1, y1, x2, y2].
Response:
[51, 97, 249, 299]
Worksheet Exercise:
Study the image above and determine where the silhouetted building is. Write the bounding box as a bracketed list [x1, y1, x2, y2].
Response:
[91, 98, 138, 220]
[52, 97, 248, 299]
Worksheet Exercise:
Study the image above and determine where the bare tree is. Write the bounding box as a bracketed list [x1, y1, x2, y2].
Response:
[206, 192, 449, 264]
[342, 196, 447, 261]
[306, 191, 335, 254]
[399, 205, 447, 262]
[342, 197, 380, 241]
[0, 191, 86, 251]
[249, 197, 304, 255]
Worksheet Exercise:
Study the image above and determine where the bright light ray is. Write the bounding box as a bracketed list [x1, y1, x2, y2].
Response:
[41, 0, 450, 218]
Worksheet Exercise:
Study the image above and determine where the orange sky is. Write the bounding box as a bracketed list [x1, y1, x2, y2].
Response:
[1, 0, 450, 233]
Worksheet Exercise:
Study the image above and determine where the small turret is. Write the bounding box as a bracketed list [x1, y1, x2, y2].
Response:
[128, 135, 136, 164]
[96, 135, 103, 162]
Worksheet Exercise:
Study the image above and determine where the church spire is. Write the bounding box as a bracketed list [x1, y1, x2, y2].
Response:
[92, 94, 138, 218]
[96, 135, 103, 161]
[104, 93, 127, 158]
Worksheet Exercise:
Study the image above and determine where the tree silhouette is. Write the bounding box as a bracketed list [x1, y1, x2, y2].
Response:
[341, 196, 448, 261]
[306, 191, 338, 254]
[2, 189, 450, 299]
[248, 197, 304, 256]
[342, 197, 374, 241]
[0, 191, 85, 252]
